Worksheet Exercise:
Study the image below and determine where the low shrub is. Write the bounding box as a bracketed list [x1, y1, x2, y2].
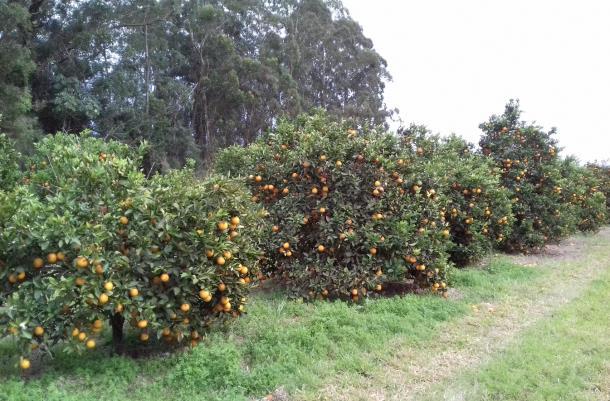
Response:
[560, 158, 606, 231]
[0, 133, 263, 368]
[479, 100, 574, 251]
[401, 127, 513, 265]
[215, 113, 451, 300]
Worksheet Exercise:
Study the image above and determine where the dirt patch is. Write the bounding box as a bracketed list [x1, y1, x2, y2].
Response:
[509, 228, 610, 266]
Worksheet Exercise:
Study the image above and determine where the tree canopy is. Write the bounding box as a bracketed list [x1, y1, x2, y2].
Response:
[0, 0, 392, 169]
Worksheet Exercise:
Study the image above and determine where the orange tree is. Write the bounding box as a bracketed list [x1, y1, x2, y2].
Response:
[400, 127, 513, 265]
[560, 158, 606, 231]
[587, 162, 610, 222]
[0, 133, 264, 368]
[214, 113, 451, 300]
[479, 100, 574, 251]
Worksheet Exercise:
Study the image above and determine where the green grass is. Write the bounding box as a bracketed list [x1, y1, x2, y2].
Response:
[440, 261, 610, 401]
[0, 239, 602, 401]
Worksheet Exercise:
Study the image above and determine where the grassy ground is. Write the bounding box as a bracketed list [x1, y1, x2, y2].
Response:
[0, 229, 609, 401]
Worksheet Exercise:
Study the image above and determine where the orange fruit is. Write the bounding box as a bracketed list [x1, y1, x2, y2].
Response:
[160, 273, 170, 283]
[72, 328, 80, 337]
[56, 252, 65, 261]
[317, 245, 325, 253]
[216, 256, 226, 266]
[75, 257, 89, 269]
[34, 326, 44, 336]
[86, 339, 96, 349]
[206, 249, 214, 258]
[99, 293, 109, 304]
[140, 333, 149, 342]
[78, 332, 87, 341]
[137, 320, 148, 329]
[129, 288, 139, 297]
[115, 304, 124, 313]
[180, 303, 191, 313]
[199, 290, 211, 300]
[47, 253, 58, 264]
[351, 289, 359, 296]
[231, 216, 240, 226]
[369, 247, 377, 256]
[93, 319, 103, 329]
[218, 283, 226, 292]
[217, 221, 229, 231]
[33, 257, 44, 269]
[282, 242, 290, 250]
[119, 216, 129, 225]
[103, 282, 114, 292]
[19, 358, 31, 370]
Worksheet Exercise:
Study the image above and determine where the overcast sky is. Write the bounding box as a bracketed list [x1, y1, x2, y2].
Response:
[342, 0, 610, 162]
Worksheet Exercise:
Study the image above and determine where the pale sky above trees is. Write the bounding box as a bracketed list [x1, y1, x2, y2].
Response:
[343, 0, 610, 162]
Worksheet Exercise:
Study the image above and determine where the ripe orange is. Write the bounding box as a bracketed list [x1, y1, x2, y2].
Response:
[231, 216, 240, 226]
[93, 320, 103, 329]
[137, 320, 148, 329]
[218, 283, 227, 292]
[319, 155, 327, 161]
[317, 244, 325, 253]
[98, 293, 109, 304]
[216, 256, 226, 266]
[311, 187, 318, 195]
[199, 289, 211, 300]
[238, 265, 248, 275]
[140, 333, 149, 342]
[17, 271, 26, 281]
[217, 221, 229, 231]
[103, 281, 114, 292]
[351, 288, 359, 296]
[129, 288, 139, 297]
[33, 257, 44, 269]
[75, 257, 89, 269]
[95, 264, 104, 275]
[115, 304, 124, 313]
[75, 277, 86, 286]
[180, 303, 191, 313]
[56, 252, 65, 261]
[119, 216, 129, 225]
[254, 175, 263, 182]
[19, 358, 31, 370]
[369, 247, 377, 256]
[160, 273, 170, 283]
[86, 339, 96, 349]
[272, 225, 280, 233]
[34, 326, 44, 336]
[335, 160, 342, 167]
[71, 328, 80, 337]
[223, 250, 232, 260]
[206, 249, 214, 258]
[282, 242, 290, 250]
[47, 253, 58, 264]
[78, 332, 87, 341]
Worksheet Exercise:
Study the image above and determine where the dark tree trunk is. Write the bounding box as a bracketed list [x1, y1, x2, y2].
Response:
[111, 313, 125, 355]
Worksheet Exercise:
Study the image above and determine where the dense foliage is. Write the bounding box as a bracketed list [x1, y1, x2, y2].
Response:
[402, 128, 514, 265]
[0, 0, 391, 168]
[479, 101, 575, 252]
[0, 134, 264, 364]
[558, 158, 606, 231]
[587, 162, 610, 222]
[215, 113, 451, 299]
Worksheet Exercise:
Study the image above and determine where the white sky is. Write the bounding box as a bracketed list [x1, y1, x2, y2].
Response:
[342, 0, 610, 162]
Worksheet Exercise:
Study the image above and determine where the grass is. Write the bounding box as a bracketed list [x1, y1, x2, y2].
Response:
[436, 258, 610, 401]
[0, 231, 607, 401]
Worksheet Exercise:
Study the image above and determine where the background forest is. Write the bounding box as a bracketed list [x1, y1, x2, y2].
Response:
[0, 0, 391, 170]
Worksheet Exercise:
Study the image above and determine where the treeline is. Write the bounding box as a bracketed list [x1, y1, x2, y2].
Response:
[0, 0, 391, 169]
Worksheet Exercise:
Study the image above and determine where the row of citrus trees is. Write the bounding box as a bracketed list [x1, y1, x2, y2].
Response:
[1, 101, 608, 371]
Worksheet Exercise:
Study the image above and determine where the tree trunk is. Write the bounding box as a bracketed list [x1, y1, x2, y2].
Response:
[111, 313, 125, 355]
